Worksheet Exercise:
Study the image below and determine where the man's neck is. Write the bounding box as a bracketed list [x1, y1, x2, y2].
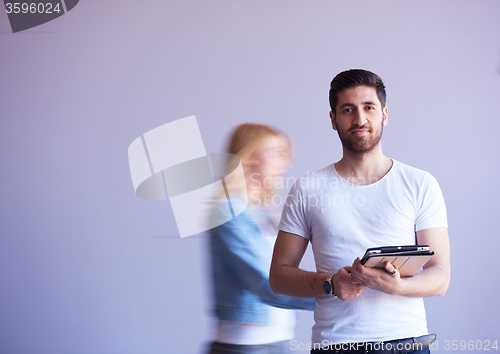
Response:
[335, 145, 392, 186]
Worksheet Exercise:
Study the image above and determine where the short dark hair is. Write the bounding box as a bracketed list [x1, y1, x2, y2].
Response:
[329, 69, 386, 113]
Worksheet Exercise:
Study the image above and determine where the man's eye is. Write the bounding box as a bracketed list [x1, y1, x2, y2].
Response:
[343, 108, 353, 113]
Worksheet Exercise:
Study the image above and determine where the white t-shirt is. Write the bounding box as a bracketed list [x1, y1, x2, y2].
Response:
[278, 160, 448, 346]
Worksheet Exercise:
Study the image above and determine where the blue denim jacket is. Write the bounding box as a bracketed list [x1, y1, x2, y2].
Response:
[209, 200, 315, 325]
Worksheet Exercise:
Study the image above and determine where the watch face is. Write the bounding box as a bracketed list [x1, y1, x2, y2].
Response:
[323, 280, 332, 295]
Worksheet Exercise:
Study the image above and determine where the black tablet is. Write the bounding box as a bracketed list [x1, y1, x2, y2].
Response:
[360, 245, 434, 277]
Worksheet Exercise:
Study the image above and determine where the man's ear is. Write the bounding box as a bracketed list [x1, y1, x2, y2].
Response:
[330, 111, 337, 131]
[382, 106, 388, 127]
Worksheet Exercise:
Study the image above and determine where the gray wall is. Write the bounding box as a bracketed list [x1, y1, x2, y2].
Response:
[1, 1, 499, 353]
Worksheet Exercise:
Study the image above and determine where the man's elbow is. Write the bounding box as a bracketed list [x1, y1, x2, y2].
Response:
[434, 270, 450, 296]
[436, 278, 450, 296]
[423, 263, 450, 296]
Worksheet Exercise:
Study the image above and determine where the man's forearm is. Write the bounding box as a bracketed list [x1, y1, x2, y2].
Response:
[351, 257, 450, 297]
[269, 264, 328, 298]
[394, 264, 450, 297]
[395, 227, 451, 297]
[357, 227, 451, 297]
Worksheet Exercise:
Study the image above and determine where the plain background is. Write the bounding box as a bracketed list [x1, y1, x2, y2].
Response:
[1, 1, 499, 353]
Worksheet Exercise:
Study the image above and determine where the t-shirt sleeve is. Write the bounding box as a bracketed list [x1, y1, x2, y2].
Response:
[415, 173, 448, 232]
[278, 179, 311, 240]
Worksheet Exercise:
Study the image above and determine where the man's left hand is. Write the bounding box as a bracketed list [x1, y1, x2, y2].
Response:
[351, 258, 402, 295]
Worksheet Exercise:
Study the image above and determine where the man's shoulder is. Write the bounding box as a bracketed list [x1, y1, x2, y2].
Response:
[392, 160, 431, 179]
[391, 160, 439, 188]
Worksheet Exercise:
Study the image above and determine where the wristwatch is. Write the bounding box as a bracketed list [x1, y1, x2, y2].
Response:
[323, 273, 336, 297]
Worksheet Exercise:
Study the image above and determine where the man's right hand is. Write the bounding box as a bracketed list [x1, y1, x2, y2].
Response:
[332, 267, 365, 300]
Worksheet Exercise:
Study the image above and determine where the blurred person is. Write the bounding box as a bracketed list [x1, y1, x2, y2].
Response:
[207, 123, 315, 354]
[270, 69, 449, 354]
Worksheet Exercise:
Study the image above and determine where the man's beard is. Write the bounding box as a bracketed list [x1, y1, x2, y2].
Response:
[336, 119, 384, 156]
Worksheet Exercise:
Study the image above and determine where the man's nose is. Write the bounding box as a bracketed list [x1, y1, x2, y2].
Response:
[352, 109, 367, 126]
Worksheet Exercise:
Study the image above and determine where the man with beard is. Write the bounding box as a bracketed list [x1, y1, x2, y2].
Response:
[269, 69, 450, 354]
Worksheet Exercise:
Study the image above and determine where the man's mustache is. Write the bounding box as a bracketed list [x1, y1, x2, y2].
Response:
[350, 124, 372, 132]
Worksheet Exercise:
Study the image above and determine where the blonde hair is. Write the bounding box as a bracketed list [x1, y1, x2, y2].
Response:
[222, 123, 290, 201]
